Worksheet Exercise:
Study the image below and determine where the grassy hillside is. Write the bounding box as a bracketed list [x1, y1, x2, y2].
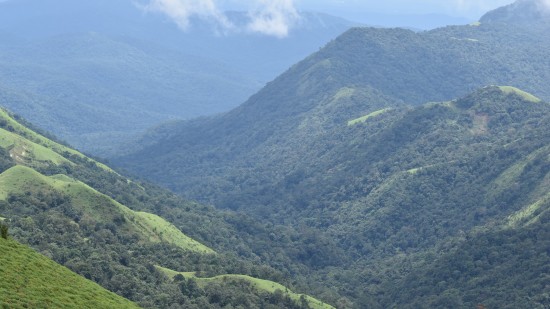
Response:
[0, 165, 214, 254]
[0, 237, 139, 309]
[159, 267, 335, 309]
[0, 107, 333, 307]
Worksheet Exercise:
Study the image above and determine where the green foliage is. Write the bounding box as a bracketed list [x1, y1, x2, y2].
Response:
[159, 266, 334, 309]
[0, 102, 330, 307]
[347, 108, 392, 126]
[0, 222, 8, 239]
[498, 85, 541, 103]
[116, 82, 550, 307]
[0, 237, 140, 308]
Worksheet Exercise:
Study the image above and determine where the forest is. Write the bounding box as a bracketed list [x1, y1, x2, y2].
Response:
[1, 0, 549, 308]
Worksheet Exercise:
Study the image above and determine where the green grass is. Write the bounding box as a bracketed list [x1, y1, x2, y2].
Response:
[0, 166, 214, 254]
[498, 86, 542, 103]
[489, 145, 550, 200]
[0, 108, 114, 172]
[132, 212, 215, 254]
[0, 128, 71, 167]
[332, 87, 356, 101]
[507, 193, 550, 228]
[158, 267, 335, 309]
[348, 108, 392, 126]
[0, 237, 140, 309]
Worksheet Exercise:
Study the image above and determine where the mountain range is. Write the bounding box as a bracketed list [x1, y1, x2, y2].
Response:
[113, 1, 550, 307]
[0, 0, 357, 155]
[1, 0, 549, 307]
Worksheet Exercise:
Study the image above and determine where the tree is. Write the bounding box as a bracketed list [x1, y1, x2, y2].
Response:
[1, 222, 8, 239]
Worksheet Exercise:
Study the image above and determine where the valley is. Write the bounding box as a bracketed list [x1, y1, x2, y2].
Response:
[0, 0, 549, 308]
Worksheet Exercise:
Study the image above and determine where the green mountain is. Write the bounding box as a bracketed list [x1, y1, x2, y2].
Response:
[0, 107, 333, 308]
[0, 236, 140, 309]
[112, 3, 550, 305]
[116, 84, 550, 307]
[115, 9, 550, 207]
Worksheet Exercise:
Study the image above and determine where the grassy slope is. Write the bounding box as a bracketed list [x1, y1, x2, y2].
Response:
[158, 266, 335, 309]
[347, 108, 392, 126]
[0, 165, 214, 254]
[498, 86, 542, 103]
[0, 237, 140, 309]
[0, 108, 113, 172]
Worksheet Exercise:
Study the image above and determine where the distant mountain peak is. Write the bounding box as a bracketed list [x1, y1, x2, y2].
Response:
[480, 0, 550, 23]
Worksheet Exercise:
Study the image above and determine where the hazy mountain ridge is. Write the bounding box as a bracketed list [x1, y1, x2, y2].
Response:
[0, 0, 357, 155]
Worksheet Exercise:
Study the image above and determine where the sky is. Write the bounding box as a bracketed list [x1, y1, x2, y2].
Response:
[218, 0, 517, 19]
[143, 0, 518, 38]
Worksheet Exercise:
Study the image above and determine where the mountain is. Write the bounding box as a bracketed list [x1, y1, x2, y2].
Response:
[116, 84, 550, 307]
[0, 236, 140, 308]
[480, 0, 550, 23]
[0, 0, 357, 155]
[115, 14, 550, 202]
[112, 2, 550, 306]
[0, 107, 334, 308]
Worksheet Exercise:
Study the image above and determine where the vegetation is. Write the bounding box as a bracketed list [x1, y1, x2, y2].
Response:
[347, 108, 392, 126]
[115, 81, 550, 307]
[0, 1, 356, 155]
[0, 237, 140, 309]
[159, 267, 335, 309]
[1, 1, 549, 308]
[0, 108, 328, 308]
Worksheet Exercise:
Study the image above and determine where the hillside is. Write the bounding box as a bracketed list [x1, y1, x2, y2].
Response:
[0, 107, 334, 308]
[125, 82, 550, 308]
[111, 5, 550, 305]
[0, 237, 139, 309]
[115, 82, 550, 307]
[115, 12, 550, 204]
[0, 0, 356, 155]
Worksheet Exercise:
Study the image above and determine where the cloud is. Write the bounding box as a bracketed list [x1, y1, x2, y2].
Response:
[142, 0, 232, 31]
[246, 0, 300, 38]
[535, 0, 550, 12]
[142, 0, 300, 37]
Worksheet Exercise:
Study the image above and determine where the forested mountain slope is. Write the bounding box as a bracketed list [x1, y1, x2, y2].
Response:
[112, 3, 550, 305]
[0, 107, 333, 308]
[118, 84, 550, 307]
[115, 6, 550, 203]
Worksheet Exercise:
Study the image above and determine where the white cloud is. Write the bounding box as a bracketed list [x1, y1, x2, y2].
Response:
[142, 0, 300, 37]
[535, 0, 550, 12]
[143, 0, 232, 31]
[246, 0, 300, 38]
